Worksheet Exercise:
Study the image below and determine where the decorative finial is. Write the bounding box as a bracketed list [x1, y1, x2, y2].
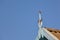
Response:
[38, 10, 42, 26]
[39, 10, 42, 14]
[36, 10, 43, 40]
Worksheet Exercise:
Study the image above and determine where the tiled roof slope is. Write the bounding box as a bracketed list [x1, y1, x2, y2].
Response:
[46, 28, 60, 40]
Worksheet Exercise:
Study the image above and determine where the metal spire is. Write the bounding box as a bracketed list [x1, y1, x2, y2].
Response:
[38, 11, 42, 27]
[38, 11, 43, 39]
[36, 11, 43, 40]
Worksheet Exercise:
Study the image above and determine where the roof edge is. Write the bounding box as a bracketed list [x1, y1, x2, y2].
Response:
[43, 28, 59, 40]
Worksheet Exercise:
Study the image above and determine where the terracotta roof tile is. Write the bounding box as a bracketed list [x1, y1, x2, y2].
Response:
[46, 28, 60, 40]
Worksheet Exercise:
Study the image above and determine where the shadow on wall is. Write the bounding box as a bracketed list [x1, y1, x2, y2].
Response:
[39, 36, 48, 40]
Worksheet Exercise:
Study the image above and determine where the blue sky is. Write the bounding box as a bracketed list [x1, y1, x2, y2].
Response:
[0, 0, 60, 40]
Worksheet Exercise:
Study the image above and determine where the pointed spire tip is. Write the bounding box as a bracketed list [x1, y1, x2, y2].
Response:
[38, 10, 42, 14]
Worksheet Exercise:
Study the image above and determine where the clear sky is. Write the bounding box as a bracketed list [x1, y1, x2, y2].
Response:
[0, 0, 60, 40]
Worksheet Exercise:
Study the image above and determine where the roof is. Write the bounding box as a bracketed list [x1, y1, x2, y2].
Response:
[46, 28, 60, 40]
[35, 27, 60, 40]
